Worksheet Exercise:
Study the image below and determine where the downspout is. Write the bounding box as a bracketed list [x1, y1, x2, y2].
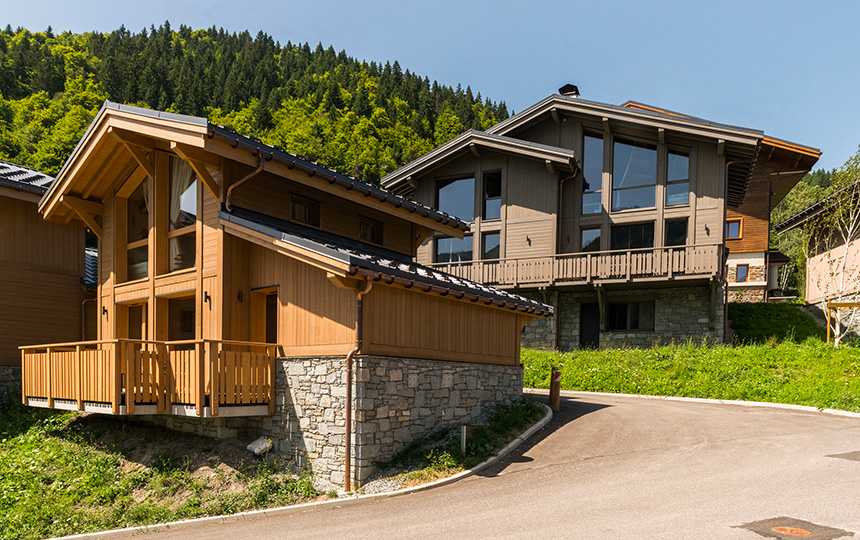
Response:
[344, 278, 374, 492]
[225, 156, 266, 212]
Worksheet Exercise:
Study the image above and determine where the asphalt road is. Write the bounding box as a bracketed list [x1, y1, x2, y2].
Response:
[88, 392, 860, 540]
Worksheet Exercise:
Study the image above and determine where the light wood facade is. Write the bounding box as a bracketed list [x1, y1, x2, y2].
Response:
[22, 102, 544, 416]
[0, 168, 88, 366]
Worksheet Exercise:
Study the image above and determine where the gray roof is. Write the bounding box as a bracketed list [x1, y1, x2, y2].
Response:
[219, 207, 553, 317]
[84, 248, 98, 288]
[773, 180, 860, 233]
[0, 160, 55, 195]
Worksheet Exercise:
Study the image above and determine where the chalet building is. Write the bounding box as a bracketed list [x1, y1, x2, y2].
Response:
[21, 102, 550, 488]
[0, 161, 95, 402]
[382, 87, 819, 349]
[774, 183, 860, 336]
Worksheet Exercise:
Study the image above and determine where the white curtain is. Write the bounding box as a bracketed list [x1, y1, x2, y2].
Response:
[169, 157, 196, 268]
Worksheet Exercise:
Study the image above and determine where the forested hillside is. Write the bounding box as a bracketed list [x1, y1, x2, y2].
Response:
[0, 23, 508, 183]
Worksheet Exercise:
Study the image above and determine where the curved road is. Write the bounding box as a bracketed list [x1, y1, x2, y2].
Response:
[96, 392, 860, 539]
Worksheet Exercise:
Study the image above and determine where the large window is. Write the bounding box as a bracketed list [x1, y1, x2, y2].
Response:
[436, 177, 474, 221]
[126, 179, 149, 281]
[665, 219, 688, 247]
[666, 149, 690, 206]
[582, 134, 603, 214]
[167, 156, 198, 273]
[607, 301, 655, 331]
[483, 172, 501, 220]
[482, 232, 500, 259]
[610, 222, 654, 250]
[581, 228, 601, 252]
[612, 139, 657, 211]
[435, 235, 473, 263]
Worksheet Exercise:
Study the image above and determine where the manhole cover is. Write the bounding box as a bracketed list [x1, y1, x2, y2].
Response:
[735, 517, 853, 540]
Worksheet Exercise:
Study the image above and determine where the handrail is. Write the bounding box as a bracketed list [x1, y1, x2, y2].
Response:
[21, 338, 277, 350]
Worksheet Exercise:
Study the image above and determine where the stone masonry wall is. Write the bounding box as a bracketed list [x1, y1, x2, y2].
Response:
[727, 265, 767, 303]
[520, 290, 557, 349]
[600, 285, 724, 348]
[134, 355, 522, 488]
[350, 356, 523, 482]
[0, 365, 21, 403]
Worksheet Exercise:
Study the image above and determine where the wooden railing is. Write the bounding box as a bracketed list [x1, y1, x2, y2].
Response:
[20, 339, 277, 417]
[428, 244, 724, 288]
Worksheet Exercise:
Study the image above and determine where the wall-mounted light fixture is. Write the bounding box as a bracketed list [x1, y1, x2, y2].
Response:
[204, 291, 211, 304]
[102, 306, 108, 315]
[705, 224, 711, 236]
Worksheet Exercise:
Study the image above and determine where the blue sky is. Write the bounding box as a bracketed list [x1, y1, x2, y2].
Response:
[7, 0, 859, 171]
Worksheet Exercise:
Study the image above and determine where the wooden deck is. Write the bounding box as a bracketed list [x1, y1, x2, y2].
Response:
[20, 339, 276, 417]
[428, 244, 724, 289]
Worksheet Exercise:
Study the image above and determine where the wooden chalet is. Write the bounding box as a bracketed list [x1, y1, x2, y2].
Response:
[22, 102, 548, 420]
[383, 87, 819, 349]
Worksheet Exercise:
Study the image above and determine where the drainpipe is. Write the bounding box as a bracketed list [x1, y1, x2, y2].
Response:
[225, 156, 266, 211]
[344, 278, 374, 492]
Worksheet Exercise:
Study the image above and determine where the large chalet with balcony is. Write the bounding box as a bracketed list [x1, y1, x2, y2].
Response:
[382, 86, 820, 349]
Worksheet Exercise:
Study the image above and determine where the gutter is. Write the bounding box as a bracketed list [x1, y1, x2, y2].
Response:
[344, 278, 374, 491]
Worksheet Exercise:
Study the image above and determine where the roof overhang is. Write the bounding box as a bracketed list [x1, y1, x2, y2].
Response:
[382, 130, 577, 195]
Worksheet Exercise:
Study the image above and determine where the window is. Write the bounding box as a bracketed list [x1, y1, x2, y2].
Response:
[665, 219, 688, 247]
[483, 172, 501, 220]
[168, 296, 196, 347]
[435, 235, 473, 263]
[482, 232, 500, 259]
[126, 179, 149, 281]
[610, 222, 654, 250]
[612, 138, 657, 211]
[290, 194, 321, 228]
[581, 228, 601, 252]
[725, 219, 742, 240]
[359, 217, 384, 245]
[607, 301, 655, 331]
[436, 177, 474, 222]
[582, 134, 603, 214]
[666, 149, 690, 206]
[167, 156, 198, 273]
[736, 264, 749, 283]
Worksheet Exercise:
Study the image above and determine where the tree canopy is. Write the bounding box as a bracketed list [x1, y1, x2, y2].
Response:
[0, 23, 509, 184]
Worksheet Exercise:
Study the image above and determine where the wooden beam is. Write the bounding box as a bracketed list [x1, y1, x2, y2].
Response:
[61, 196, 103, 238]
[551, 108, 559, 125]
[327, 273, 364, 290]
[171, 143, 221, 198]
[602, 117, 611, 134]
[110, 128, 154, 178]
[717, 139, 725, 157]
[596, 285, 605, 332]
[545, 160, 556, 175]
[658, 128, 665, 145]
[469, 143, 480, 158]
[107, 126, 157, 150]
[60, 194, 103, 216]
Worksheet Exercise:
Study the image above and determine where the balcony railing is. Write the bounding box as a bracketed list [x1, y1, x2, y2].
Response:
[20, 339, 277, 417]
[428, 244, 723, 288]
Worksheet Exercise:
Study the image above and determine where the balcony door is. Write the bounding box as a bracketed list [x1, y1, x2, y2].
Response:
[580, 302, 600, 349]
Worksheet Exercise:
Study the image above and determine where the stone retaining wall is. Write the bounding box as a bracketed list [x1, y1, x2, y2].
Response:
[519, 291, 557, 350]
[0, 365, 21, 403]
[135, 355, 522, 487]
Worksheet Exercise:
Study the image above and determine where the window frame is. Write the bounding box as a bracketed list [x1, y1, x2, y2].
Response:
[665, 147, 691, 207]
[736, 264, 749, 283]
[434, 234, 474, 264]
[725, 218, 743, 240]
[664, 219, 688, 248]
[580, 227, 602, 253]
[482, 171, 502, 220]
[166, 156, 199, 274]
[121, 174, 150, 283]
[435, 176, 475, 222]
[610, 222, 655, 251]
[581, 133, 604, 215]
[359, 216, 384, 246]
[289, 193, 322, 228]
[606, 300, 656, 331]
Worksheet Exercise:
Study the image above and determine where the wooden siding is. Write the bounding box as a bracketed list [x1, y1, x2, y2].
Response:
[229, 169, 414, 256]
[362, 284, 521, 365]
[726, 162, 769, 253]
[0, 196, 84, 277]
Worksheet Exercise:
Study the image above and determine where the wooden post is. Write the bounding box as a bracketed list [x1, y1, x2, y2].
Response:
[112, 341, 121, 415]
[163, 343, 173, 413]
[268, 345, 276, 415]
[667, 248, 674, 279]
[626, 251, 631, 281]
[46, 347, 54, 409]
[827, 305, 831, 344]
[549, 366, 561, 412]
[21, 349, 26, 406]
[76, 345, 84, 411]
[156, 342, 166, 414]
[126, 342, 135, 415]
[208, 341, 218, 417]
[196, 341, 205, 416]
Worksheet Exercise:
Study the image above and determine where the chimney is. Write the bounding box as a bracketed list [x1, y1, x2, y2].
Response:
[559, 84, 580, 98]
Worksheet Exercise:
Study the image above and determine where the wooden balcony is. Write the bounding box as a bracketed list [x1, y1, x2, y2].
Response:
[20, 339, 277, 417]
[429, 244, 724, 289]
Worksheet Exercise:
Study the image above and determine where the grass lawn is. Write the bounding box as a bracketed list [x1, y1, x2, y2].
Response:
[523, 304, 860, 412]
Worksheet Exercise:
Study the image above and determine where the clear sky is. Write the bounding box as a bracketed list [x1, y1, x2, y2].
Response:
[5, 0, 859, 171]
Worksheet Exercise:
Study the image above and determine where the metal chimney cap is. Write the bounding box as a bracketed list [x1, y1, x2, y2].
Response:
[559, 84, 580, 97]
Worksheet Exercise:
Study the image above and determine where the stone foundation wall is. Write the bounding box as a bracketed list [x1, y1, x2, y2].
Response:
[519, 291, 557, 349]
[726, 265, 767, 303]
[0, 365, 21, 403]
[727, 287, 766, 302]
[351, 356, 523, 481]
[135, 355, 521, 488]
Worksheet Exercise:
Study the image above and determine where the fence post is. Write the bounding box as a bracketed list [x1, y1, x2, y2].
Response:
[208, 341, 218, 417]
[163, 343, 172, 414]
[21, 349, 26, 406]
[112, 341, 121, 415]
[196, 341, 205, 417]
[76, 345, 84, 411]
[549, 366, 561, 412]
[126, 342, 135, 416]
[268, 345, 276, 415]
[46, 347, 54, 409]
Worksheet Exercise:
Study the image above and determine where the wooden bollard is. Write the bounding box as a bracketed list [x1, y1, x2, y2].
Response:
[549, 366, 561, 412]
